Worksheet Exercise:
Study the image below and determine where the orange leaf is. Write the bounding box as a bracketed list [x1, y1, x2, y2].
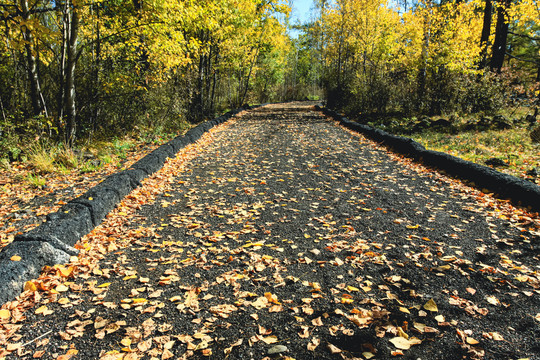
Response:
[264, 292, 280, 305]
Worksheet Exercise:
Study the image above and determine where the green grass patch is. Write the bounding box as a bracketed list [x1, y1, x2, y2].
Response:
[410, 128, 540, 181]
[26, 173, 46, 188]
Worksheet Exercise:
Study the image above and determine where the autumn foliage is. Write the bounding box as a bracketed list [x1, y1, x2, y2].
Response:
[0, 0, 290, 152]
[313, 0, 540, 117]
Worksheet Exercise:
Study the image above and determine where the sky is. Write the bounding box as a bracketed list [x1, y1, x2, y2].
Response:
[289, 0, 315, 37]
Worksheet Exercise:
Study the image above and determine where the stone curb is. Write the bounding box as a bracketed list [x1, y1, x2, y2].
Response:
[317, 105, 540, 213]
[0, 105, 259, 305]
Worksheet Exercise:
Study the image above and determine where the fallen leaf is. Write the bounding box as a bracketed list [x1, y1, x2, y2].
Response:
[434, 315, 445, 322]
[24, 281, 38, 292]
[224, 339, 243, 355]
[0, 309, 10, 320]
[55, 284, 69, 292]
[485, 295, 500, 306]
[423, 299, 438, 312]
[307, 338, 320, 351]
[261, 336, 278, 344]
[10, 255, 21, 261]
[485, 332, 504, 341]
[327, 343, 341, 354]
[264, 292, 280, 305]
[389, 336, 411, 350]
[94, 317, 110, 329]
[58, 298, 70, 305]
[35, 305, 54, 316]
[32, 350, 46, 358]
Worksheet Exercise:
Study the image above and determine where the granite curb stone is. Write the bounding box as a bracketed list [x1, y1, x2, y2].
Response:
[0, 241, 71, 304]
[0, 105, 259, 304]
[317, 104, 540, 212]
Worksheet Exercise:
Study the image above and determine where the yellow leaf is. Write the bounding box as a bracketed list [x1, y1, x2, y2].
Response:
[24, 281, 37, 292]
[35, 305, 53, 316]
[0, 309, 11, 320]
[346, 285, 360, 292]
[58, 298, 70, 305]
[132, 298, 147, 304]
[399, 307, 410, 314]
[406, 224, 420, 229]
[56, 265, 74, 277]
[10, 255, 21, 261]
[341, 297, 354, 304]
[466, 337, 479, 345]
[97, 283, 111, 288]
[423, 299, 438, 312]
[397, 327, 409, 339]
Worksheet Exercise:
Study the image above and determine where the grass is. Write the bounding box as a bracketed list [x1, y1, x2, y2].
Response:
[26, 173, 46, 188]
[0, 158, 10, 171]
[28, 144, 56, 173]
[410, 127, 540, 181]
[55, 145, 79, 169]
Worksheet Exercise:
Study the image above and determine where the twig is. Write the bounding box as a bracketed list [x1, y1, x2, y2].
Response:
[22, 330, 53, 347]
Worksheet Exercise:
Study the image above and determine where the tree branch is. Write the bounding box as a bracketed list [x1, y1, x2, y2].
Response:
[508, 30, 540, 42]
[505, 51, 539, 64]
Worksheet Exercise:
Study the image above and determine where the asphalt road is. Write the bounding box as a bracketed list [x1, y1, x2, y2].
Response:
[1, 103, 539, 360]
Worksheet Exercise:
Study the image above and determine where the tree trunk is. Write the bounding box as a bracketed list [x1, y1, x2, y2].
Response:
[478, 0, 492, 70]
[490, 0, 511, 73]
[417, 5, 431, 111]
[63, 0, 79, 146]
[20, 0, 47, 117]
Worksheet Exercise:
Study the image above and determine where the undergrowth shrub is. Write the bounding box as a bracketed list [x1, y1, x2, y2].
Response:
[325, 67, 510, 119]
[28, 143, 56, 173]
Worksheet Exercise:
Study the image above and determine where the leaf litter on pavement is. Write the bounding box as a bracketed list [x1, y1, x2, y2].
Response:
[1, 103, 539, 360]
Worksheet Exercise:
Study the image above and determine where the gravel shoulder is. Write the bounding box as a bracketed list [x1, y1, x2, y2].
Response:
[1, 102, 539, 360]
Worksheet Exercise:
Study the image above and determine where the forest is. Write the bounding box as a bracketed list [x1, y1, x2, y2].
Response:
[0, 0, 538, 164]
